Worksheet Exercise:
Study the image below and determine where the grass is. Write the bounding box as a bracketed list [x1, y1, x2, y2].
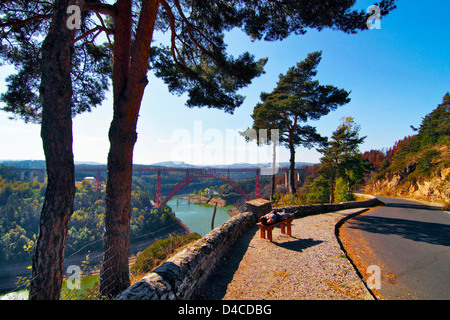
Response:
[58, 233, 202, 300]
[60, 274, 100, 300]
[130, 233, 202, 280]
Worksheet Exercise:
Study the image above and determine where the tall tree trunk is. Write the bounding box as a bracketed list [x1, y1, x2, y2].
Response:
[29, 0, 75, 300]
[270, 137, 277, 201]
[99, 0, 159, 298]
[288, 140, 296, 195]
[329, 175, 335, 204]
[99, 105, 136, 298]
[271, 174, 276, 201]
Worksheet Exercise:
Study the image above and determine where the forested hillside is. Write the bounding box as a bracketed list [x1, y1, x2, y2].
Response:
[264, 117, 369, 207]
[0, 164, 267, 263]
[363, 93, 450, 204]
[0, 167, 186, 263]
[260, 93, 449, 207]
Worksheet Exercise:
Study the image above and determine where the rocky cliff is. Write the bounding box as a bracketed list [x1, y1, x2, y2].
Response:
[364, 163, 450, 205]
[363, 93, 449, 206]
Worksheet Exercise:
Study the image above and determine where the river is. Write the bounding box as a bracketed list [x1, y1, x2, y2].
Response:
[166, 195, 233, 236]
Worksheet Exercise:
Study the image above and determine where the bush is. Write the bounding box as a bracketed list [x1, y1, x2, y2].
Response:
[304, 176, 330, 204]
[272, 193, 304, 207]
[334, 177, 355, 203]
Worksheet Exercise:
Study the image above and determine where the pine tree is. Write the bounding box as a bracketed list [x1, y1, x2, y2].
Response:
[0, 0, 110, 299]
[417, 92, 450, 146]
[319, 117, 367, 203]
[248, 51, 351, 195]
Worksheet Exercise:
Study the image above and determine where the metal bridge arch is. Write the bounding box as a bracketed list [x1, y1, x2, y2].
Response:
[156, 170, 252, 208]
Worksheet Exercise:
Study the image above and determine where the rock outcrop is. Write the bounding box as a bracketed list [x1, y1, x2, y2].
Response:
[365, 165, 450, 205]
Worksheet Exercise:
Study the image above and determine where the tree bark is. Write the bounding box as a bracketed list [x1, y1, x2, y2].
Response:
[271, 174, 276, 201]
[29, 0, 76, 300]
[99, 0, 160, 298]
[329, 175, 335, 204]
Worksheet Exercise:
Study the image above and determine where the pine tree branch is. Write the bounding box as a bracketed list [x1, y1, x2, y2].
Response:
[73, 25, 113, 43]
[82, 0, 116, 17]
[172, 0, 215, 59]
[0, 14, 52, 28]
[94, 11, 113, 46]
[160, 0, 195, 78]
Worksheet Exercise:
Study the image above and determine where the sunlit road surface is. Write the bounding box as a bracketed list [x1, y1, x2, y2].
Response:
[343, 196, 450, 300]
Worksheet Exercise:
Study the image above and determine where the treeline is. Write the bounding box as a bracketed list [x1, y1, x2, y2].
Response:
[0, 173, 42, 261]
[0, 163, 268, 263]
[275, 92, 449, 207]
[0, 168, 183, 263]
[0, 165, 264, 263]
[363, 92, 449, 183]
[271, 117, 368, 206]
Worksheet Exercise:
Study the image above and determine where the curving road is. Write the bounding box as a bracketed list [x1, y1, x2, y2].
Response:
[342, 196, 450, 300]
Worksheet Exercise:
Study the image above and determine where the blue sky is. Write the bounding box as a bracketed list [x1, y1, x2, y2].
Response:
[0, 0, 449, 166]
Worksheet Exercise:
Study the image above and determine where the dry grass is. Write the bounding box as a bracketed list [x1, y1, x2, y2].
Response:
[130, 233, 201, 283]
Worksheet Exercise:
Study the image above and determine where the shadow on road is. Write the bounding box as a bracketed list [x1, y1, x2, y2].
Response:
[346, 215, 450, 247]
[384, 202, 445, 212]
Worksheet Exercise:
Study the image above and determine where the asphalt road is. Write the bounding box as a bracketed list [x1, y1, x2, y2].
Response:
[343, 196, 450, 300]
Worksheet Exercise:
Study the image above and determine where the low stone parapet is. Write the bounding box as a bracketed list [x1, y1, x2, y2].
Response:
[115, 196, 381, 300]
[277, 195, 382, 218]
[116, 211, 258, 300]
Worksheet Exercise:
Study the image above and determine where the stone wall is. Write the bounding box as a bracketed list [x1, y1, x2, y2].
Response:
[115, 196, 381, 300]
[273, 194, 382, 218]
[115, 210, 261, 300]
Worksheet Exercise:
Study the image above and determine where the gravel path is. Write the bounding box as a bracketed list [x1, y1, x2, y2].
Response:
[193, 208, 374, 300]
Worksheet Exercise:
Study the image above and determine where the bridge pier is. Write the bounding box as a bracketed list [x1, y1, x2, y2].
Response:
[37, 169, 45, 183]
[155, 168, 255, 209]
[155, 170, 162, 207]
[95, 170, 102, 190]
[16, 169, 46, 183]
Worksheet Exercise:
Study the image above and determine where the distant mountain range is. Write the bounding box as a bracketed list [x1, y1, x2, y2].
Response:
[148, 161, 315, 169]
[0, 160, 105, 169]
[0, 159, 316, 169]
